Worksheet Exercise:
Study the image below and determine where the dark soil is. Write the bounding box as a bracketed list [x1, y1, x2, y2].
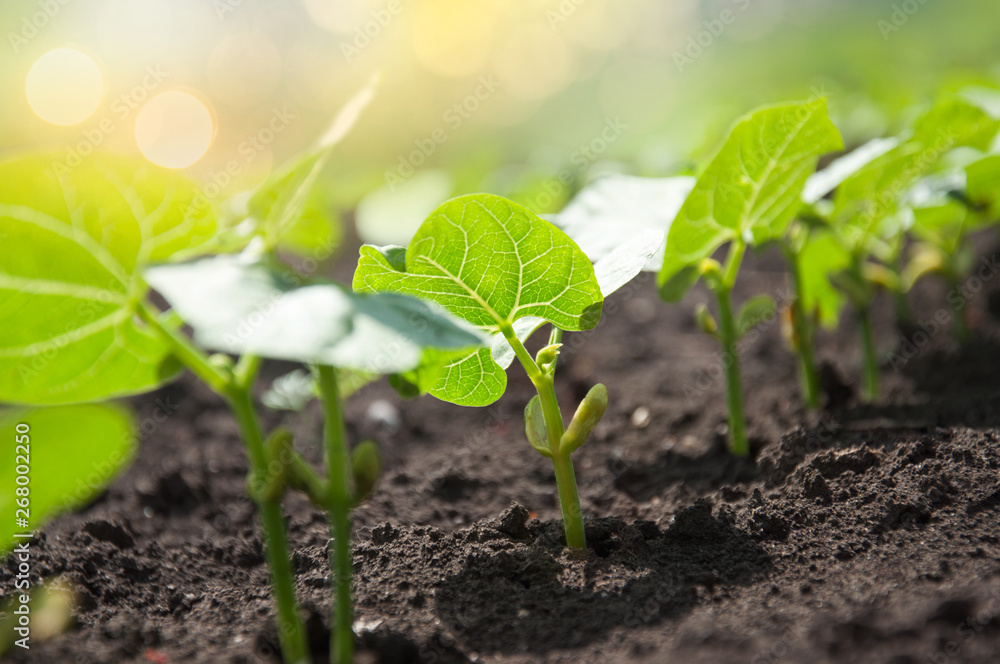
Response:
[5, 244, 1000, 664]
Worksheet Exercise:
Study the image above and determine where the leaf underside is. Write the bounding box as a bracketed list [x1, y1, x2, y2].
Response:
[145, 255, 485, 373]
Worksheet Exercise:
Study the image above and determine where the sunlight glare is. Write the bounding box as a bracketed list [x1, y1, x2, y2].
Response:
[135, 91, 214, 169]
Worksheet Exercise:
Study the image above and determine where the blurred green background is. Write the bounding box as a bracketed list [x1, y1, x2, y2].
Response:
[3, 0, 999, 240]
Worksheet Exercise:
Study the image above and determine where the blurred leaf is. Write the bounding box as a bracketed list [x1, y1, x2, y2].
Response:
[0, 405, 135, 558]
[694, 303, 720, 338]
[802, 137, 899, 204]
[799, 230, 851, 328]
[0, 153, 217, 404]
[146, 255, 485, 372]
[966, 154, 1000, 214]
[262, 369, 316, 412]
[249, 74, 378, 255]
[831, 141, 928, 248]
[0, 577, 76, 655]
[354, 170, 453, 246]
[912, 96, 1000, 152]
[350, 440, 380, 505]
[736, 295, 776, 336]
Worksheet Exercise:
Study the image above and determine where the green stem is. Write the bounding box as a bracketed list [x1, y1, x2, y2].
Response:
[858, 306, 879, 402]
[711, 240, 749, 456]
[317, 366, 354, 664]
[139, 303, 309, 664]
[501, 324, 586, 549]
[230, 388, 310, 664]
[714, 286, 750, 456]
[787, 253, 821, 410]
[137, 303, 231, 394]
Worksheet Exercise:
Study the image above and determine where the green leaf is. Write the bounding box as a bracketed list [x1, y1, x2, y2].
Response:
[798, 230, 851, 328]
[911, 97, 1000, 153]
[353, 194, 604, 406]
[274, 186, 341, 256]
[145, 255, 485, 373]
[830, 141, 929, 249]
[736, 295, 776, 336]
[802, 137, 899, 204]
[966, 154, 1000, 215]
[1, 404, 136, 558]
[248, 74, 377, 254]
[694, 303, 720, 338]
[350, 440, 380, 505]
[658, 99, 843, 300]
[524, 396, 550, 457]
[0, 153, 217, 404]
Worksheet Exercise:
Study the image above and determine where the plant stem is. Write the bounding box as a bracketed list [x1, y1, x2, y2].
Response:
[316, 366, 354, 664]
[500, 324, 586, 549]
[229, 387, 310, 664]
[139, 303, 309, 664]
[712, 241, 749, 456]
[714, 286, 750, 456]
[786, 252, 821, 409]
[137, 303, 231, 394]
[858, 306, 879, 402]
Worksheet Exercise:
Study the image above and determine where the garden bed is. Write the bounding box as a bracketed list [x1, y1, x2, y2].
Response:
[5, 246, 1000, 664]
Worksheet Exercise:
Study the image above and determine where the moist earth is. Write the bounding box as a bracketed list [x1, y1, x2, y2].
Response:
[4, 244, 1000, 664]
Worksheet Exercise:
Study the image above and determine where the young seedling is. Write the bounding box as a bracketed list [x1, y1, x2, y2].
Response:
[896, 168, 995, 343]
[0, 75, 484, 664]
[803, 96, 998, 400]
[657, 99, 844, 454]
[774, 138, 900, 408]
[353, 193, 660, 549]
[145, 254, 482, 664]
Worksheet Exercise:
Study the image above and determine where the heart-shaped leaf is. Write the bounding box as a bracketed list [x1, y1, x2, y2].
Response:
[353, 193, 604, 406]
[0, 154, 216, 404]
[145, 255, 485, 373]
[658, 99, 843, 301]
